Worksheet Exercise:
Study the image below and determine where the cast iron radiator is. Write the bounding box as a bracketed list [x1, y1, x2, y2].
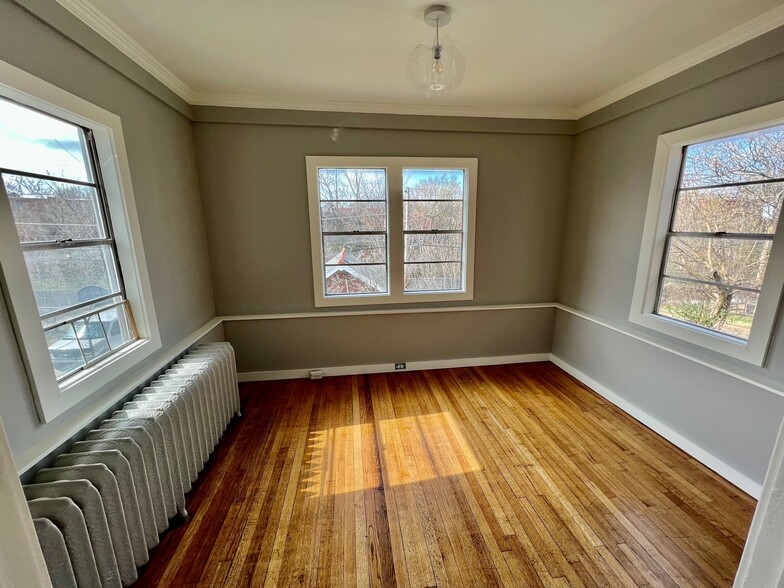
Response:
[24, 342, 241, 587]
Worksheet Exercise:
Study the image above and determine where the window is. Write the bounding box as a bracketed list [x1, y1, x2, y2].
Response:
[1, 99, 137, 381]
[306, 157, 477, 306]
[0, 59, 160, 422]
[631, 102, 784, 365]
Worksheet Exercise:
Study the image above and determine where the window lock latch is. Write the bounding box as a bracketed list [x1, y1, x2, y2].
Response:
[55, 238, 74, 247]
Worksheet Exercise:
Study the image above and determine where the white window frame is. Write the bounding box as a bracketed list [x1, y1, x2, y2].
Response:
[630, 101, 784, 365]
[306, 156, 478, 307]
[0, 59, 160, 422]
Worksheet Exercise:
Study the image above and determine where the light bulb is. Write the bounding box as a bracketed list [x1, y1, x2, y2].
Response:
[432, 61, 443, 75]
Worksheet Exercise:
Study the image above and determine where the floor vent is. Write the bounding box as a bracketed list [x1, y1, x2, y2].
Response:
[25, 342, 240, 587]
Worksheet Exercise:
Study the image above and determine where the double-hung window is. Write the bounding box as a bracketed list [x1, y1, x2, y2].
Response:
[0, 60, 159, 422]
[306, 157, 477, 306]
[1, 99, 136, 380]
[631, 101, 784, 365]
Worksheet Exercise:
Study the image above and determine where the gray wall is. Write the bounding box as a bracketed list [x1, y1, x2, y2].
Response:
[554, 44, 784, 487]
[225, 308, 554, 373]
[194, 120, 573, 371]
[5, 0, 784, 497]
[0, 0, 215, 459]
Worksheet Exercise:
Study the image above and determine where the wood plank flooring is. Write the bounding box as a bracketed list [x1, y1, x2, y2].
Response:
[136, 362, 756, 587]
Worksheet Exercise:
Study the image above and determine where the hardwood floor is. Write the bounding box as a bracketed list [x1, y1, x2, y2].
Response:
[135, 362, 756, 587]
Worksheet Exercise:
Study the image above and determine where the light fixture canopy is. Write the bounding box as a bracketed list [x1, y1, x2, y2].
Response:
[407, 4, 465, 97]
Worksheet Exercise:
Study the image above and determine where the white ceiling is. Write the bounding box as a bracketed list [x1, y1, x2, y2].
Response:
[58, 0, 784, 119]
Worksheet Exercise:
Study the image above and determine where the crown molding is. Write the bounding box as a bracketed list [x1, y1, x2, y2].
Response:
[190, 93, 576, 120]
[573, 4, 784, 119]
[51, 0, 784, 122]
[53, 0, 195, 103]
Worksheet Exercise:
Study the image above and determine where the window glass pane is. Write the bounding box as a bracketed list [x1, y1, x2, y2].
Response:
[672, 183, 784, 234]
[324, 234, 386, 264]
[402, 169, 464, 200]
[405, 234, 462, 263]
[0, 98, 92, 182]
[325, 264, 387, 295]
[318, 168, 386, 201]
[657, 276, 758, 341]
[3, 174, 106, 242]
[23, 244, 121, 316]
[99, 304, 134, 350]
[320, 201, 386, 232]
[405, 262, 462, 292]
[404, 201, 463, 231]
[680, 124, 784, 189]
[73, 314, 111, 363]
[46, 323, 86, 379]
[41, 295, 123, 329]
[664, 236, 771, 290]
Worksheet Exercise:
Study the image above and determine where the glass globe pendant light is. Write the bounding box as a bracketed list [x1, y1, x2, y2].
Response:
[407, 5, 465, 97]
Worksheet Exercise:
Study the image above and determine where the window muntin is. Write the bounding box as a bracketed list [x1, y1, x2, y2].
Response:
[318, 167, 389, 297]
[0, 97, 138, 382]
[307, 157, 477, 307]
[403, 169, 465, 293]
[630, 103, 784, 365]
[653, 126, 784, 341]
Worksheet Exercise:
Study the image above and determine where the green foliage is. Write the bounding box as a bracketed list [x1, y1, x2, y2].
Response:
[666, 302, 728, 329]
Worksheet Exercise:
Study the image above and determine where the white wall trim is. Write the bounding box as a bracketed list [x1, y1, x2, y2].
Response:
[53, 0, 195, 102]
[549, 353, 762, 498]
[735, 415, 784, 586]
[556, 304, 784, 401]
[191, 93, 575, 121]
[221, 302, 555, 322]
[14, 317, 222, 475]
[574, 4, 784, 118]
[238, 353, 551, 382]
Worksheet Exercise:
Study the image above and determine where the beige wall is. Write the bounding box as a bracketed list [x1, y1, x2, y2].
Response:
[554, 36, 784, 487]
[193, 120, 573, 370]
[0, 0, 215, 459]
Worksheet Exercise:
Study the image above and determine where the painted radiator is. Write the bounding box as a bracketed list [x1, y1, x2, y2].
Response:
[26, 342, 240, 587]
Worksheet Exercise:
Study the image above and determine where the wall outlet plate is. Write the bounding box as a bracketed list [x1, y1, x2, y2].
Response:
[395, 363, 406, 370]
[310, 370, 325, 380]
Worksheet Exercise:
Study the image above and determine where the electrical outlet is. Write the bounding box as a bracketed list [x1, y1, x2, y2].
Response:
[310, 370, 325, 380]
[395, 363, 406, 370]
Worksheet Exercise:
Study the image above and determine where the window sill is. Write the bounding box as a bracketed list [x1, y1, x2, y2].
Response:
[315, 290, 474, 308]
[628, 311, 766, 366]
[37, 336, 162, 422]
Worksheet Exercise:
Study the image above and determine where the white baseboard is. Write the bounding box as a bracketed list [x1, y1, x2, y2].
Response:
[549, 354, 762, 499]
[238, 353, 551, 382]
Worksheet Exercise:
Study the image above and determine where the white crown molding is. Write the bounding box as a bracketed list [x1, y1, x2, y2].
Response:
[53, 0, 784, 122]
[574, 4, 784, 119]
[191, 93, 575, 120]
[53, 0, 196, 103]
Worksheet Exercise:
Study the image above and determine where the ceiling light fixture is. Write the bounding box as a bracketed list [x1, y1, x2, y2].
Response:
[407, 4, 465, 97]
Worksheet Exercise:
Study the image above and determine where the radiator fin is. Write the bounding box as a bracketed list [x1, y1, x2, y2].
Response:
[28, 343, 239, 586]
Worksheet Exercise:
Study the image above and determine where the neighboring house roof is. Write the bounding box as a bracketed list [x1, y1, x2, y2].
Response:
[325, 247, 384, 293]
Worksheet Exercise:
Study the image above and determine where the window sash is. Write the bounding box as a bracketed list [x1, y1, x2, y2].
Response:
[629, 101, 784, 365]
[307, 157, 477, 307]
[1, 121, 136, 382]
[652, 144, 781, 338]
[318, 169, 390, 296]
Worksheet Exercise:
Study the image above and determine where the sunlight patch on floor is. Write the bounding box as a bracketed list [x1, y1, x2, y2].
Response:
[300, 411, 481, 496]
